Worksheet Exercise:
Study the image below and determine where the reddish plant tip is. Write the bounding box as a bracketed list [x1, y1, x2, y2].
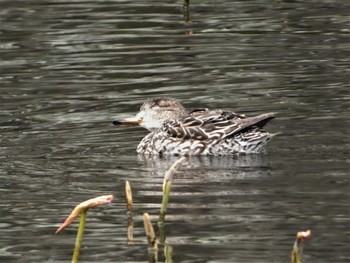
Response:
[105, 195, 113, 203]
[55, 194, 114, 234]
[296, 229, 311, 243]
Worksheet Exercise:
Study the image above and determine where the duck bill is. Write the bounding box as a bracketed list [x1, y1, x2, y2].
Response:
[113, 117, 143, 126]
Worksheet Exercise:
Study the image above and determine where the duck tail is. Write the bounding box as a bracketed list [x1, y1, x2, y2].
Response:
[247, 112, 276, 129]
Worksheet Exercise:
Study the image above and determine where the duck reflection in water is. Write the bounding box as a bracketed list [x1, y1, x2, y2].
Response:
[137, 154, 271, 181]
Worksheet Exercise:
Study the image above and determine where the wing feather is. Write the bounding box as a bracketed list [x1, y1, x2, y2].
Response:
[162, 110, 275, 142]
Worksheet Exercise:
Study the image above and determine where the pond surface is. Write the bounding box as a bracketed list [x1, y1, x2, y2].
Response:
[1, 0, 349, 262]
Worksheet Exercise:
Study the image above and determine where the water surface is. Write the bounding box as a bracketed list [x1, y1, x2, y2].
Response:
[1, 0, 349, 262]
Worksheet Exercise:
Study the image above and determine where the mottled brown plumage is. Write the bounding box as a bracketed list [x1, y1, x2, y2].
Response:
[113, 98, 276, 155]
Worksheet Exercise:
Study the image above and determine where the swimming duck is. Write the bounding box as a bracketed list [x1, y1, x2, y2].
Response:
[113, 98, 276, 155]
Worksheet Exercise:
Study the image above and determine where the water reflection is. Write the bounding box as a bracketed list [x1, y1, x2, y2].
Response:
[138, 154, 270, 179]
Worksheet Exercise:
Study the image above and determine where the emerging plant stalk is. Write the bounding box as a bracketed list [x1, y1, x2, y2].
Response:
[291, 229, 311, 263]
[159, 157, 186, 224]
[125, 180, 134, 244]
[71, 211, 87, 263]
[55, 195, 114, 263]
[143, 213, 158, 262]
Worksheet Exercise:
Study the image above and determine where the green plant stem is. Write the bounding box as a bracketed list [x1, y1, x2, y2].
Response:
[158, 180, 172, 224]
[72, 211, 87, 263]
[291, 240, 302, 263]
[164, 244, 173, 263]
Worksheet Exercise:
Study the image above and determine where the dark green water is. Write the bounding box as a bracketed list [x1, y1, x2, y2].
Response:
[1, 0, 349, 262]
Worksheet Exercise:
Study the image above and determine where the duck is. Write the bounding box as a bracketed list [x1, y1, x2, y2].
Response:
[113, 97, 276, 155]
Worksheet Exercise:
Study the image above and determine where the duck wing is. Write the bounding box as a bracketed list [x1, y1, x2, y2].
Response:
[163, 109, 275, 141]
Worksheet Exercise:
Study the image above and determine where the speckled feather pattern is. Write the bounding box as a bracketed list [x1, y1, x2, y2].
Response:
[135, 106, 276, 155]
